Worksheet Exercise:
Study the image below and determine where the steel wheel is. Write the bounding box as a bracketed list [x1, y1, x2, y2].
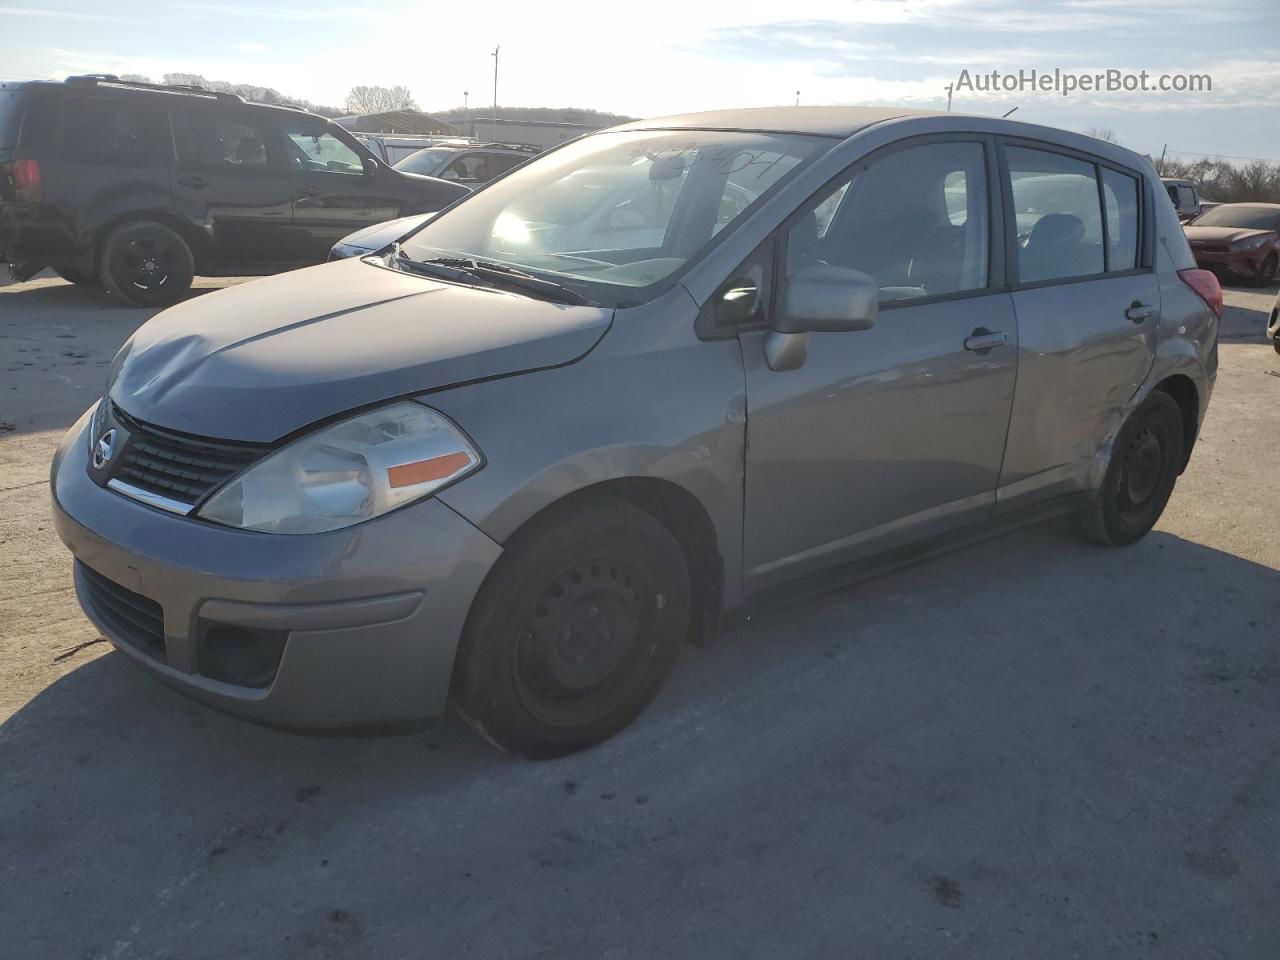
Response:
[99, 221, 194, 307]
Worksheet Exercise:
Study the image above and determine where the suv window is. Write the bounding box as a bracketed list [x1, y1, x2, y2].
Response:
[441, 153, 490, 182]
[1008, 146, 1104, 283]
[281, 121, 364, 176]
[786, 140, 990, 304]
[174, 110, 271, 170]
[61, 96, 163, 167]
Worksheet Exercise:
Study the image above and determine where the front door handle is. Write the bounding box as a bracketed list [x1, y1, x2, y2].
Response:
[176, 176, 208, 189]
[963, 328, 1008, 353]
[1125, 301, 1155, 323]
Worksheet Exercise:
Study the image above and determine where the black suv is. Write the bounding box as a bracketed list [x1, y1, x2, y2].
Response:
[0, 76, 469, 305]
[393, 141, 540, 187]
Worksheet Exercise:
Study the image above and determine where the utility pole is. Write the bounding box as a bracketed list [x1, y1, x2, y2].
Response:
[1158, 143, 1168, 174]
[795, 90, 800, 107]
[945, 83, 954, 112]
[491, 46, 500, 142]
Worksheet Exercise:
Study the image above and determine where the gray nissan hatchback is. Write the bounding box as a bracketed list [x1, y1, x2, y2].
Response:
[51, 108, 1221, 758]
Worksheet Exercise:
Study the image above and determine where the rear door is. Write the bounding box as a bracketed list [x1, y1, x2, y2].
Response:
[171, 105, 295, 269]
[996, 140, 1158, 511]
[281, 117, 402, 261]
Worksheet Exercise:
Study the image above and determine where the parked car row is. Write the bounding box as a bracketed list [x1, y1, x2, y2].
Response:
[1183, 202, 1280, 286]
[49, 105, 1220, 757]
[0, 76, 469, 304]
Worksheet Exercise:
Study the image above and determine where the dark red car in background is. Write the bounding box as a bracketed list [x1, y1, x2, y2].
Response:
[1183, 203, 1280, 286]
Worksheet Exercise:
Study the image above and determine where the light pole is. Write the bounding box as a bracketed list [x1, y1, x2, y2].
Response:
[463, 90, 469, 112]
[491, 46, 500, 141]
[795, 90, 800, 107]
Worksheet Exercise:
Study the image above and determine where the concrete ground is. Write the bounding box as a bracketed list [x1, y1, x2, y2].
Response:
[2, 271, 1278, 959]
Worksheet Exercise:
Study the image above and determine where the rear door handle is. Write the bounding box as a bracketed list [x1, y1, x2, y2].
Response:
[176, 176, 207, 189]
[1125, 302, 1155, 323]
[963, 328, 1008, 353]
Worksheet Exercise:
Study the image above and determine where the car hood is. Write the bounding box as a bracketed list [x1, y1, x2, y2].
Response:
[108, 258, 613, 443]
[1183, 225, 1273, 244]
[337, 213, 434, 252]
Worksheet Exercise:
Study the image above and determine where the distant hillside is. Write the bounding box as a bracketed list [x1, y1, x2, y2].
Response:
[432, 106, 634, 126]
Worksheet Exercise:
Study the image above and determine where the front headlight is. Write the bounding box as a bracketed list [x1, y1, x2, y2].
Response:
[1231, 234, 1270, 251]
[198, 401, 481, 534]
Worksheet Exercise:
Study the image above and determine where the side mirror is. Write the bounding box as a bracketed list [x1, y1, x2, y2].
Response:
[362, 156, 378, 177]
[774, 264, 878, 334]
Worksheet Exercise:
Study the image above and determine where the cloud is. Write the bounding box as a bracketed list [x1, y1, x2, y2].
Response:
[237, 42, 270, 53]
[0, 6, 129, 19]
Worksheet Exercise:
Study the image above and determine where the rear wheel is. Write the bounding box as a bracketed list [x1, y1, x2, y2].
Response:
[53, 265, 101, 288]
[99, 221, 194, 308]
[452, 499, 691, 759]
[1074, 391, 1185, 546]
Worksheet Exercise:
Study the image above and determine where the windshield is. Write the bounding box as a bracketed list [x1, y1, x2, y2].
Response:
[399, 129, 829, 306]
[1191, 205, 1280, 230]
[395, 148, 454, 177]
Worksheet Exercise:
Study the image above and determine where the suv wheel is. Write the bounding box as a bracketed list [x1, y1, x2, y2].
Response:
[99, 221, 195, 308]
[452, 499, 691, 759]
[1074, 391, 1185, 547]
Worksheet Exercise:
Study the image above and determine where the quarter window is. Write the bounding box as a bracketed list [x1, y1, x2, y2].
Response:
[785, 140, 990, 304]
[62, 97, 162, 167]
[174, 111, 271, 170]
[1008, 146, 1104, 282]
[1102, 168, 1140, 271]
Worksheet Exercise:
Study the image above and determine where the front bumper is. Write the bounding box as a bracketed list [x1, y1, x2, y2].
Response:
[1190, 247, 1271, 279]
[51, 407, 502, 731]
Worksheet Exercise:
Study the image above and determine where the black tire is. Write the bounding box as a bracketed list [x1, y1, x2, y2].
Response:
[452, 499, 691, 759]
[1254, 253, 1279, 288]
[1074, 391, 1185, 547]
[98, 221, 194, 307]
[53, 265, 101, 288]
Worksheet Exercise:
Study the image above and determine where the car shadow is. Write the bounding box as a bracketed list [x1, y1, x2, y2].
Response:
[4, 522, 1279, 956]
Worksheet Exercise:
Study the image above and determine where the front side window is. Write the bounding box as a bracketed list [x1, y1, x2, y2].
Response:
[62, 97, 162, 167]
[784, 140, 990, 304]
[173, 110, 270, 170]
[282, 121, 364, 176]
[395, 148, 452, 177]
[1008, 146, 1104, 283]
[399, 129, 827, 306]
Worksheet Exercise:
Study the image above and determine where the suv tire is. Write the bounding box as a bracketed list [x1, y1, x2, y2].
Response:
[452, 499, 691, 759]
[1074, 391, 1185, 547]
[99, 221, 195, 308]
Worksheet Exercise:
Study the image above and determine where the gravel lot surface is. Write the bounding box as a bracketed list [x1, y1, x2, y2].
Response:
[2, 270, 1278, 959]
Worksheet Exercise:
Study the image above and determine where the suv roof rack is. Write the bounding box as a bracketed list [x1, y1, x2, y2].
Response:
[476, 142, 542, 154]
[64, 74, 246, 104]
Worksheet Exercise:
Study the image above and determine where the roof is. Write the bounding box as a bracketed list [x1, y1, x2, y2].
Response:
[336, 110, 458, 136]
[612, 106, 941, 138]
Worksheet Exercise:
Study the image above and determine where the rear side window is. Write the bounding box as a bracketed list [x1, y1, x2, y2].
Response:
[786, 140, 990, 304]
[61, 96, 164, 167]
[1102, 168, 1140, 271]
[1008, 147, 1104, 283]
[174, 111, 271, 170]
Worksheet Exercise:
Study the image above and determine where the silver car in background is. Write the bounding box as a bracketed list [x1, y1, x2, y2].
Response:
[51, 107, 1221, 758]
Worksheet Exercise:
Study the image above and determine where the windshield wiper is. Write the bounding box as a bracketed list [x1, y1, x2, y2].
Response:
[420, 256, 594, 306]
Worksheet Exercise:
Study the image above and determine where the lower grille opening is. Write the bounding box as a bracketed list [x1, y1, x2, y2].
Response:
[197, 622, 287, 689]
[76, 561, 166, 662]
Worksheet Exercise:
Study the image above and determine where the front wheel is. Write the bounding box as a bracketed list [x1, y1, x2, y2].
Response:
[99, 221, 195, 308]
[452, 499, 691, 759]
[1074, 391, 1185, 546]
[1254, 253, 1279, 288]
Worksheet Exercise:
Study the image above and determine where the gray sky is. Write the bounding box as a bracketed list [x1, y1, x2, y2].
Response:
[2, 0, 1276, 163]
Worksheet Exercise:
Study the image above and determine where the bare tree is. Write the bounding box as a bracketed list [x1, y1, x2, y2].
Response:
[119, 73, 152, 83]
[344, 85, 419, 115]
[1084, 126, 1118, 144]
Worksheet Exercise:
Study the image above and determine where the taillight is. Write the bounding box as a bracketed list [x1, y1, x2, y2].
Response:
[12, 158, 42, 202]
[1178, 268, 1222, 318]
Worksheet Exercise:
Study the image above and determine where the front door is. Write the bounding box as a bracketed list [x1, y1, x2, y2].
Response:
[741, 137, 1018, 593]
[170, 106, 295, 269]
[995, 142, 1158, 510]
[280, 119, 402, 262]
